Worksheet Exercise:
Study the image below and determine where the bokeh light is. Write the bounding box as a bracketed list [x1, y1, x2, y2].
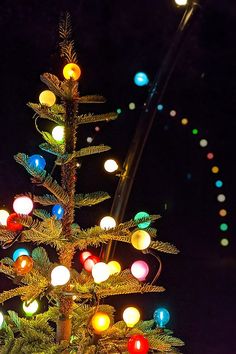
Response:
[87, 137, 93, 143]
[215, 180, 223, 188]
[134, 72, 149, 86]
[181, 118, 188, 125]
[199, 139, 208, 147]
[217, 194, 226, 202]
[117, 108, 122, 114]
[192, 128, 198, 135]
[219, 209, 227, 217]
[129, 102, 136, 110]
[220, 238, 229, 247]
[170, 110, 176, 117]
[207, 152, 214, 160]
[157, 104, 163, 111]
[220, 223, 228, 231]
[212, 166, 219, 174]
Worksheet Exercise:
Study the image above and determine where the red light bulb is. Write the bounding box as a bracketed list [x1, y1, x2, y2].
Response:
[127, 335, 149, 354]
[7, 213, 23, 232]
[79, 251, 92, 264]
[83, 255, 100, 272]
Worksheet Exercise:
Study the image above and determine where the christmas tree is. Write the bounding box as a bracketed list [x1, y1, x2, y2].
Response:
[0, 14, 184, 354]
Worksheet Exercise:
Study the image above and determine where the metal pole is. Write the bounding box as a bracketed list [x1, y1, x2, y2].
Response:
[104, 2, 200, 262]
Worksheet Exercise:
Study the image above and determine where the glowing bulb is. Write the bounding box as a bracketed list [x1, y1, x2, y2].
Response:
[181, 118, 188, 125]
[79, 251, 92, 264]
[92, 262, 110, 283]
[91, 312, 110, 332]
[207, 152, 214, 160]
[219, 209, 227, 217]
[192, 128, 198, 135]
[14, 255, 34, 275]
[134, 72, 149, 87]
[0, 209, 9, 226]
[127, 334, 149, 354]
[52, 204, 64, 220]
[63, 63, 81, 81]
[212, 166, 219, 174]
[13, 196, 33, 215]
[28, 154, 46, 170]
[23, 300, 39, 316]
[134, 211, 151, 229]
[87, 136, 93, 143]
[100, 216, 116, 230]
[217, 194, 226, 202]
[175, 0, 188, 5]
[13, 248, 29, 261]
[170, 110, 176, 117]
[157, 104, 164, 111]
[108, 260, 121, 275]
[39, 90, 56, 107]
[199, 139, 208, 147]
[0, 312, 4, 328]
[117, 108, 122, 114]
[52, 126, 64, 143]
[123, 307, 140, 328]
[129, 102, 136, 110]
[220, 238, 229, 247]
[104, 159, 118, 173]
[153, 307, 170, 327]
[131, 230, 151, 250]
[220, 223, 228, 231]
[51, 265, 70, 286]
[84, 255, 100, 272]
[131, 260, 149, 281]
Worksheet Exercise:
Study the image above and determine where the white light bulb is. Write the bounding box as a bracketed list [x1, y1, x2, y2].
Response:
[100, 216, 116, 230]
[104, 159, 118, 173]
[13, 196, 33, 215]
[0, 312, 4, 327]
[52, 126, 64, 142]
[92, 262, 110, 283]
[23, 300, 39, 316]
[175, 0, 188, 5]
[51, 265, 70, 286]
[0, 210, 9, 225]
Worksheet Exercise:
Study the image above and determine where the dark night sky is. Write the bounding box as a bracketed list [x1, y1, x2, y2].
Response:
[0, 1, 236, 353]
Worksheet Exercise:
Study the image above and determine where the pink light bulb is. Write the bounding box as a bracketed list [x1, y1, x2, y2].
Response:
[131, 260, 149, 281]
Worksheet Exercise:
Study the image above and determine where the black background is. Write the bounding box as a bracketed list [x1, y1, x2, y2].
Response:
[0, 1, 235, 353]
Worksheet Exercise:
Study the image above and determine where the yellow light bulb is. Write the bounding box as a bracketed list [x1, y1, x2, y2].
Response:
[39, 90, 56, 107]
[100, 216, 116, 230]
[0, 209, 9, 226]
[131, 230, 151, 250]
[52, 126, 64, 143]
[63, 63, 81, 81]
[91, 312, 110, 332]
[123, 307, 140, 328]
[108, 260, 121, 275]
[23, 300, 39, 316]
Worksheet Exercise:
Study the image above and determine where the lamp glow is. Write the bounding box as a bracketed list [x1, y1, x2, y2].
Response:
[28, 154, 46, 170]
[51, 265, 70, 286]
[84, 255, 100, 272]
[217, 194, 226, 202]
[7, 213, 23, 231]
[134, 72, 149, 86]
[153, 307, 170, 327]
[13, 196, 33, 215]
[52, 125, 64, 143]
[23, 299, 39, 316]
[91, 312, 110, 332]
[63, 63, 81, 81]
[108, 260, 121, 275]
[92, 262, 110, 283]
[134, 211, 151, 229]
[100, 216, 116, 230]
[104, 159, 118, 173]
[79, 251, 92, 264]
[39, 90, 56, 107]
[131, 260, 149, 281]
[131, 230, 151, 250]
[123, 307, 140, 328]
[0, 312, 4, 328]
[175, 0, 188, 5]
[0, 209, 9, 226]
[13, 248, 29, 261]
[219, 209, 227, 217]
[221, 238, 229, 247]
[181, 118, 188, 125]
[52, 204, 64, 220]
[127, 334, 149, 354]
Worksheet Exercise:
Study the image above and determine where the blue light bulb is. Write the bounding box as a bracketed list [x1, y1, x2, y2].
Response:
[52, 204, 64, 220]
[28, 154, 46, 170]
[13, 248, 29, 262]
[134, 211, 151, 229]
[157, 104, 164, 111]
[215, 180, 223, 188]
[134, 72, 149, 87]
[153, 307, 170, 327]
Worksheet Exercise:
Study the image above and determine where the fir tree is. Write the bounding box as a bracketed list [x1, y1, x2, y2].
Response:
[0, 14, 184, 353]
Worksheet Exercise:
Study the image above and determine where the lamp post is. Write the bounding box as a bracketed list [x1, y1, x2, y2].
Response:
[104, 1, 200, 262]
